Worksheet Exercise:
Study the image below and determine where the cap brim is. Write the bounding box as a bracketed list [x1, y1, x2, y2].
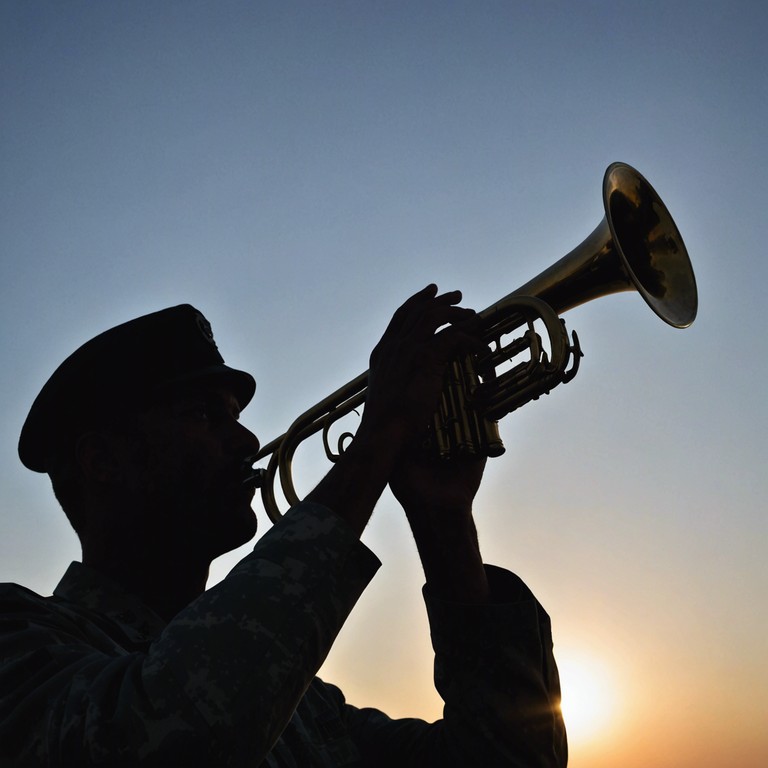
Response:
[156, 365, 256, 409]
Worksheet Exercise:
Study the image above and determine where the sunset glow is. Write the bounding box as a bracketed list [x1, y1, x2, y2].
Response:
[557, 651, 617, 746]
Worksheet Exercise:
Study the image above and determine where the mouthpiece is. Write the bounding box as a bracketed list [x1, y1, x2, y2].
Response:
[241, 460, 266, 489]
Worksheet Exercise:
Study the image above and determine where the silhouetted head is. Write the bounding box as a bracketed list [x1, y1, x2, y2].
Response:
[19, 305, 260, 558]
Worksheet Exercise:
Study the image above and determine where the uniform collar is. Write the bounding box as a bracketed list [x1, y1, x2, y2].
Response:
[53, 561, 167, 646]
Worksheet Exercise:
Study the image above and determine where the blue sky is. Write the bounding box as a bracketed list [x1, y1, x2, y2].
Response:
[2, 3, 766, 765]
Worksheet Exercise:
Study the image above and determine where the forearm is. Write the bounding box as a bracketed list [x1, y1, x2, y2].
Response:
[407, 505, 490, 603]
[305, 420, 406, 537]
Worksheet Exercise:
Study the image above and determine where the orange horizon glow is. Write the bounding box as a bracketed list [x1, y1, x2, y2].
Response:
[557, 649, 619, 747]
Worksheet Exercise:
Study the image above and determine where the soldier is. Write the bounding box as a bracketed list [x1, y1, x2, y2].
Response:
[0, 285, 567, 766]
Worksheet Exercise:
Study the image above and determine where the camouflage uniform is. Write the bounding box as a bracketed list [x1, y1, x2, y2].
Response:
[0, 502, 567, 767]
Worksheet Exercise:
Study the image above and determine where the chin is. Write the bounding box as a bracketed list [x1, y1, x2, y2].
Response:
[236, 506, 259, 543]
[212, 504, 259, 557]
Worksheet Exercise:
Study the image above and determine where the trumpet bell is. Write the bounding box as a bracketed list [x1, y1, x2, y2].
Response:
[511, 162, 698, 329]
[604, 162, 697, 328]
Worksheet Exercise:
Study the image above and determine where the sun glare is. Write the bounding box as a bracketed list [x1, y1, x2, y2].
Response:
[558, 651, 617, 745]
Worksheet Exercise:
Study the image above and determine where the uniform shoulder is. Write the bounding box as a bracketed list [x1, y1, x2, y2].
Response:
[0, 581, 50, 612]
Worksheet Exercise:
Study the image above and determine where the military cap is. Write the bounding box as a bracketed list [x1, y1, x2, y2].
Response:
[19, 304, 256, 473]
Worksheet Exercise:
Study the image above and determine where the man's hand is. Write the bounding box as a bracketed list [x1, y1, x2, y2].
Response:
[390, 446, 490, 603]
[389, 446, 486, 516]
[359, 284, 481, 452]
[306, 285, 482, 538]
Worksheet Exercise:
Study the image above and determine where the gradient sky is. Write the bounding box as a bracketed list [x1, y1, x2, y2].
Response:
[1, 3, 766, 766]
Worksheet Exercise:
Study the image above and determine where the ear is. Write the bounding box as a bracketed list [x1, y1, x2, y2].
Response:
[75, 431, 122, 484]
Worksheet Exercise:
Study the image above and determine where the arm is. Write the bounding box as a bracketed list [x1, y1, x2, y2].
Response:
[390, 447, 490, 603]
[0, 503, 379, 767]
[338, 566, 568, 768]
[367, 431, 568, 765]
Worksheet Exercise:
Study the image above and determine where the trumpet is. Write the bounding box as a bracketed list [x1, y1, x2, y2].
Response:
[246, 162, 697, 521]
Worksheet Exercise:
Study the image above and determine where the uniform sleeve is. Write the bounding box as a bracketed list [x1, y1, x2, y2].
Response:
[339, 565, 568, 767]
[0, 503, 380, 767]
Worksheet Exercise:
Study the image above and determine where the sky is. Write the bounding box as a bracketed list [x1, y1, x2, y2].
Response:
[1, 2, 766, 766]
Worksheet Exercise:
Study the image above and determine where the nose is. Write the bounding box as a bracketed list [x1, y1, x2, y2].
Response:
[235, 423, 265, 489]
[234, 420, 261, 459]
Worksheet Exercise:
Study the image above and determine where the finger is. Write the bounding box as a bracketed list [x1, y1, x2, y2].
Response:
[376, 286, 475, 363]
[430, 289, 463, 306]
[407, 303, 477, 340]
[394, 285, 465, 327]
[450, 310, 485, 341]
[381, 284, 439, 336]
[432, 323, 487, 361]
[398, 285, 469, 335]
